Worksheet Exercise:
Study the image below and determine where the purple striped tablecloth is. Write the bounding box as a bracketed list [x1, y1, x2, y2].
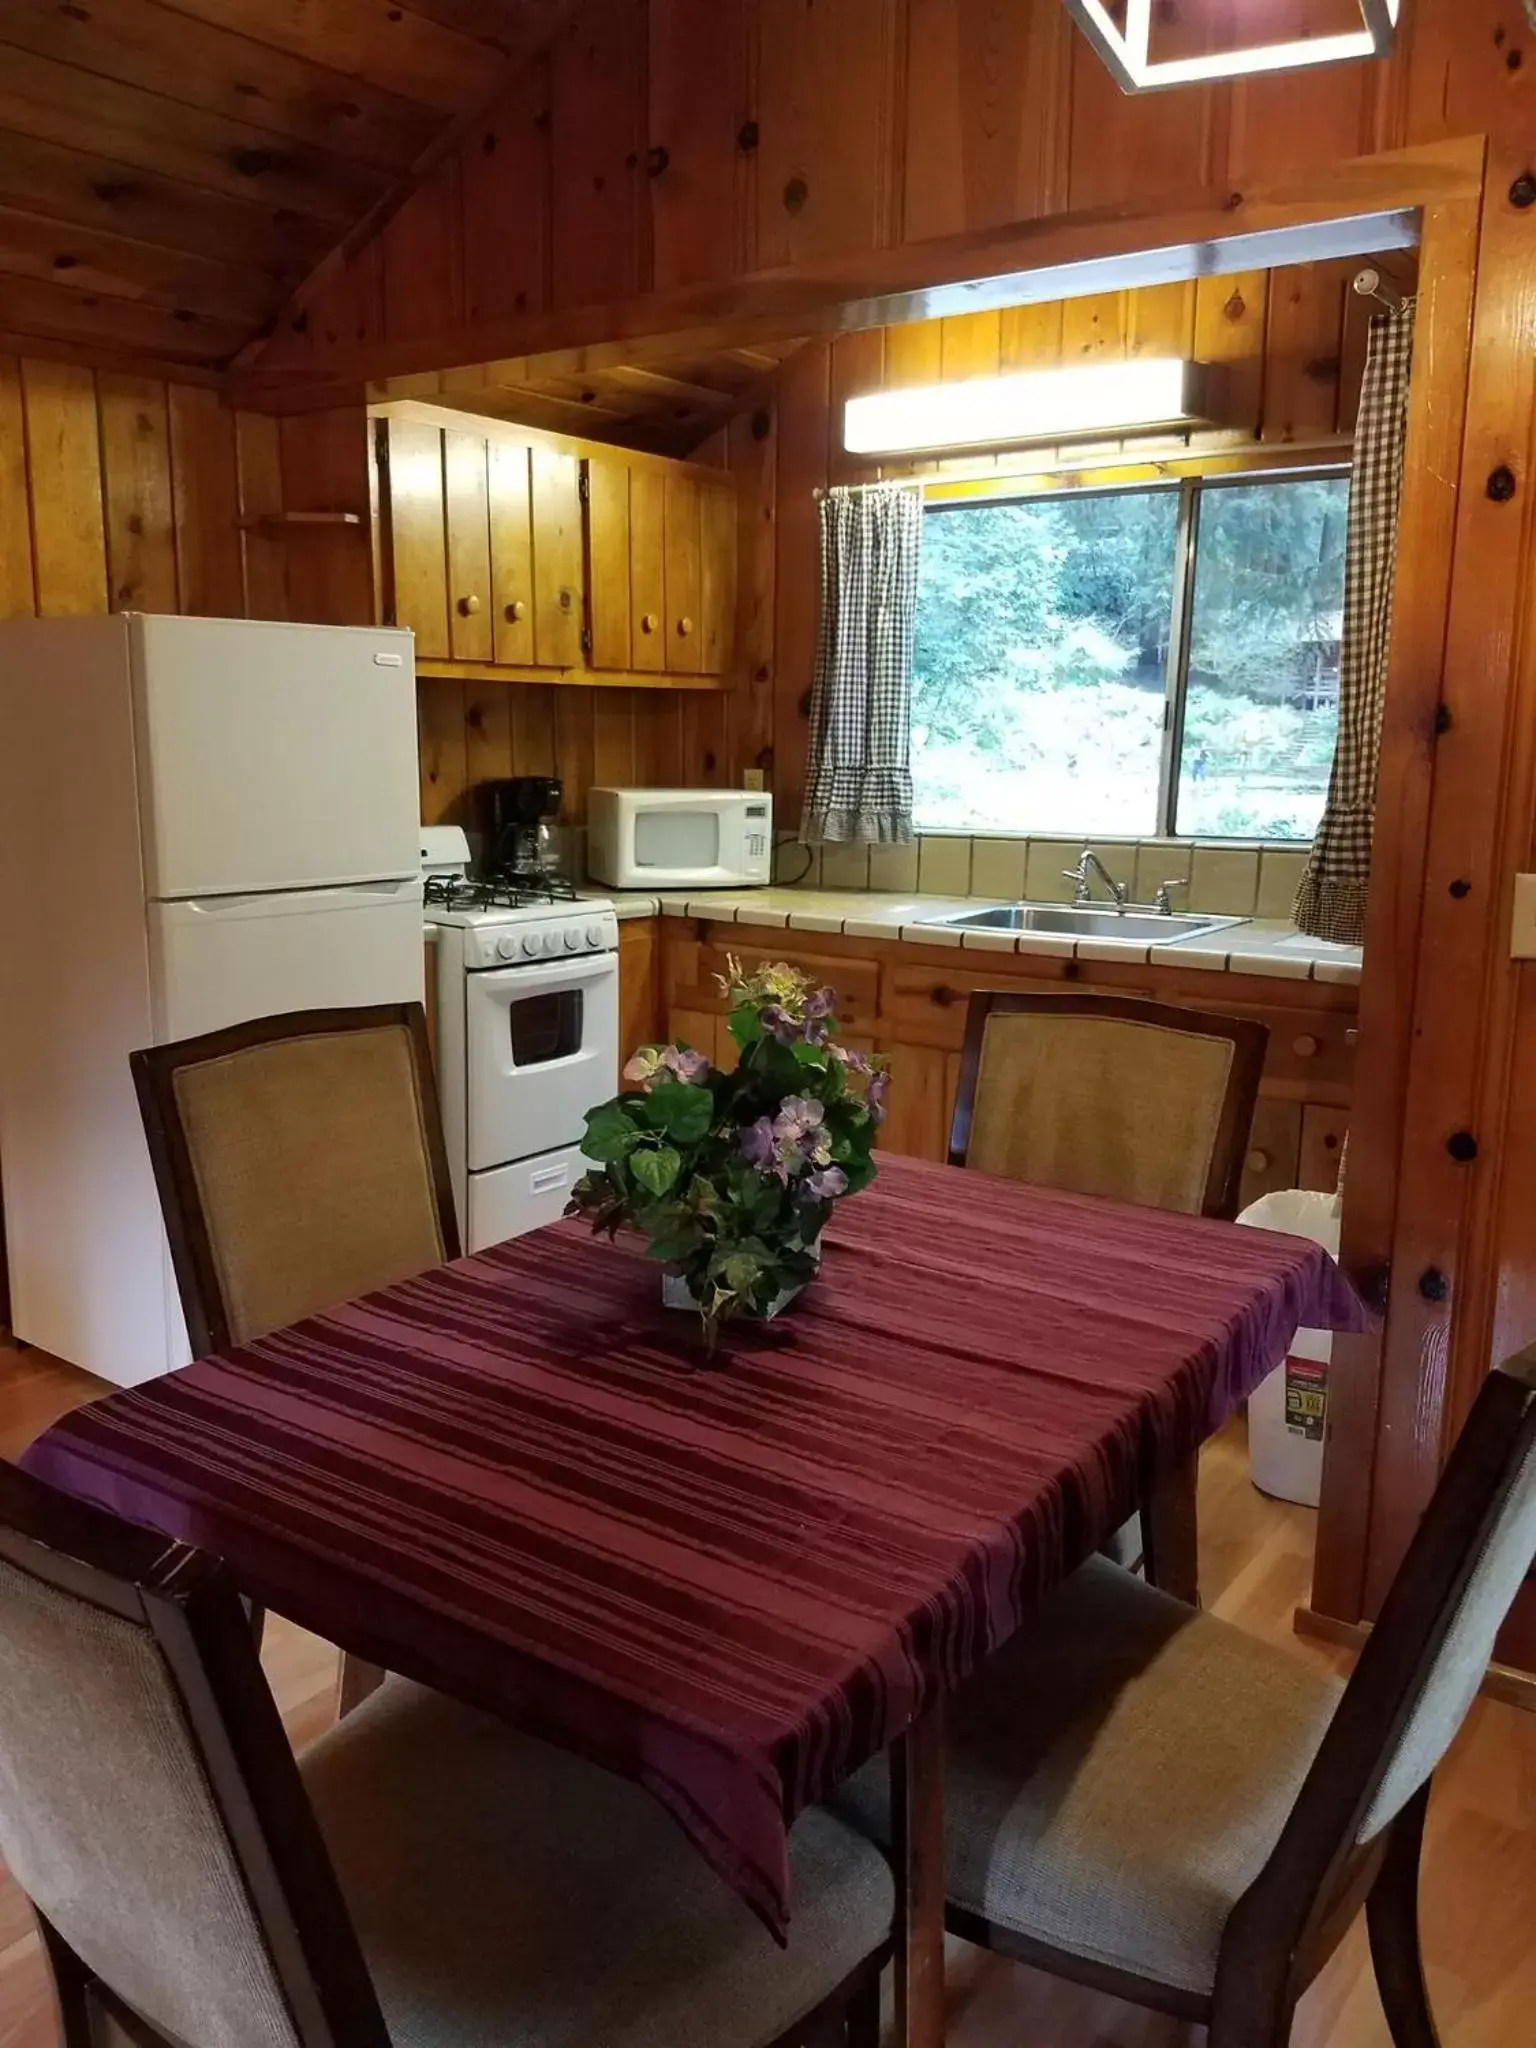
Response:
[22, 1154, 1365, 1936]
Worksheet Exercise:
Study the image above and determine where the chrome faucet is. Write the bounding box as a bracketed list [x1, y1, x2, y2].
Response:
[1064, 845, 1130, 909]
[1155, 877, 1191, 916]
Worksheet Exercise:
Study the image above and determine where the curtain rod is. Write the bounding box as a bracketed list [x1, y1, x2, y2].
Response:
[812, 481, 924, 500]
[1352, 266, 1409, 312]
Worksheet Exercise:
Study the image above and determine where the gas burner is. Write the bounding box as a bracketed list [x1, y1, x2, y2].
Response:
[423, 871, 577, 912]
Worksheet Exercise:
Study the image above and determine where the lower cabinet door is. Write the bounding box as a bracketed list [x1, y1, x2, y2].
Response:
[466, 1145, 587, 1253]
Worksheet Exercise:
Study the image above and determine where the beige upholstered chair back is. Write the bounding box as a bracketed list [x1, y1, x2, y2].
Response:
[1357, 1432, 1536, 1841]
[955, 998, 1267, 1219]
[135, 1006, 457, 1355]
[0, 1554, 302, 2048]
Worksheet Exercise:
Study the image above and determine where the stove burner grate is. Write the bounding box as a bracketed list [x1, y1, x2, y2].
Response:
[424, 870, 578, 912]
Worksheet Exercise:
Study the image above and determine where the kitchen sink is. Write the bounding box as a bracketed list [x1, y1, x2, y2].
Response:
[922, 903, 1247, 944]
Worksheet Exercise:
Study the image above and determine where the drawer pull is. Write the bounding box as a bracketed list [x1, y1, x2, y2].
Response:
[1246, 1148, 1271, 1173]
[1293, 1033, 1319, 1058]
[457, 593, 481, 617]
[503, 598, 525, 623]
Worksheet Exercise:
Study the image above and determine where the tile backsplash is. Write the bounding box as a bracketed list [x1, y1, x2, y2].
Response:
[775, 833, 1311, 922]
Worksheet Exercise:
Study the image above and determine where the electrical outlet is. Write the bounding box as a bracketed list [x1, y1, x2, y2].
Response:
[743, 768, 766, 792]
[1512, 873, 1536, 959]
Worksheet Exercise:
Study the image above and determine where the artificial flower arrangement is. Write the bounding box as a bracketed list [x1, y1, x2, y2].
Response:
[566, 958, 890, 1348]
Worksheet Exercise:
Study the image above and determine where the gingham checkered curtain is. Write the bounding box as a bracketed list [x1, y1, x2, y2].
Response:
[800, 484, 921, 844]
[1294, 301, 1415, 944]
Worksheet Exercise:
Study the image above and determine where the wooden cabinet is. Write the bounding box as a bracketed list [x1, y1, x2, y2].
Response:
[376, 410, 736, 687]
[655, 915, 1356, 1195]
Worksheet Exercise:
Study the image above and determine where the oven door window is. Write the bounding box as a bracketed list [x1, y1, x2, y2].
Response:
[634, 808, 721, 869]
[508, 988, 583, 1067]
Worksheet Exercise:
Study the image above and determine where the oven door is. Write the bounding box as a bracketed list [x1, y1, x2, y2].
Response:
[465, 952, 619, 1172]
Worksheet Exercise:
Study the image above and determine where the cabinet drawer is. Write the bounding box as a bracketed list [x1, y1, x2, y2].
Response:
[677, 936, 881, 1037]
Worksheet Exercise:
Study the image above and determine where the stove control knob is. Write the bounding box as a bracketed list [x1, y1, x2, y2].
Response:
[543, 930, 560, 955]
[563, 927, 580, 951]
[586, 922, 604, 947]
[522, 934, 542, 958]
[496, 935, 518, 960]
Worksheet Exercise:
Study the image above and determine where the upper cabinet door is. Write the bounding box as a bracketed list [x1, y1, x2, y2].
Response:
[628, 466, 667, 674]
[443, 431, 493, 663]
[584, 456, 632, 670]
[488, 440, 535, 666]
[530, 443, 584, 668]
[699, 476, 737, 678]
[382, 420, 449, 661]
[663, 471, 702, 676]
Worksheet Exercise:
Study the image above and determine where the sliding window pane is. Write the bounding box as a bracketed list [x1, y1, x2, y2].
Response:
[911, 490, 1179, 835]
[1174, 475, 1349, 842]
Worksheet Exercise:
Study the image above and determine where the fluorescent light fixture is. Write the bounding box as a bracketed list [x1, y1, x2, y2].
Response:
[843, 358, 1206, 456]
[1062, 0, 1400, 92]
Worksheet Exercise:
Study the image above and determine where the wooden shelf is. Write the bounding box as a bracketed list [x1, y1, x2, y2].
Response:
[414, 657, 725, 691]
[236, 511, 363, 532]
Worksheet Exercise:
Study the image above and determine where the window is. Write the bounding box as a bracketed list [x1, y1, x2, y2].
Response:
[911, 471, 1349, 843]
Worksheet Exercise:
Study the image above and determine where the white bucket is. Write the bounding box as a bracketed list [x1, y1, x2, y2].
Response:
[1237, 1187, 1341, 1509]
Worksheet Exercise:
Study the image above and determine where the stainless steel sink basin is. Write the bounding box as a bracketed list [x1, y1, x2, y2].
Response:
[923, 903, 1246, 944]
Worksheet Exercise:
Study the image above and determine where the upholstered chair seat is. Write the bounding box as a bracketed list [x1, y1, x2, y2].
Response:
[302, 1677, 895, 2048]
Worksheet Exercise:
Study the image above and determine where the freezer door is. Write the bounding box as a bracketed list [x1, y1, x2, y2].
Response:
[130, 615, 419, 898]
[150, 882, 426, 1041]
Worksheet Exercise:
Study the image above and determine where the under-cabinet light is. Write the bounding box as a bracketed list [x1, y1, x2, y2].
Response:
[842, 358, 1206, 457]
[1062, 0, 1400, 93]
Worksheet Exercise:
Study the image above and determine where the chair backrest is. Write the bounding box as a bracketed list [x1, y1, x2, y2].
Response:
[133, 1003, 460, 1357]
[948, 992, 1269, 1220]
[0, 1462, 387, 2048]
[1233, 1346, 1536, 1972]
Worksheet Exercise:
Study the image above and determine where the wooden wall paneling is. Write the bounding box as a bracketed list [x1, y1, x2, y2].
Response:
[679, 685, 728, 789]
[1227, 54, 1395, 188]
[464, 674, 514, 789]
[585, 454, 633, 668]
[443, 429, 494, 660]
[1064, 34, 1224, 211]
[552, 684, 596, 822]
[1127, 281, 1197, 361]
[547, 0, 649, 308]
[382, 163, 465, 346]
[729, 401, 776, 780]
[647, 0, 750, 290]
[627, 462, 667, 671]
[461, 59, 553, 328]
[663, 468, 702, 674]
[304, 242, 385, 359]
[97, 373, 177, 613]
[1262, 260, 1351, 443]
[1299, 1103, 1346, 1193]
[899, 0, 1072, 243]
[384, 417, 450, 654]
[753, 0, 905, 271]
[233, 410, 289, 621]
[19, 359, 106, 616]
[487, 438, 536, 663]
[1239, 1097, 1304, 1211]
[168, 387, 243, 618]
[1311, 187, 1481, 1629]
[418, 676, 470, 823]
[529, 441, 584, 665]
[511, 683, 559, 777]
[0, 356, 36, 616]
[1193, 271, 1270, 443]
[592, 685, 638, 788]
[634, 688, 685, 784]
[0, 276, 247, 373]
[277, 409, 374, 627]
[771, 338, 830, 827]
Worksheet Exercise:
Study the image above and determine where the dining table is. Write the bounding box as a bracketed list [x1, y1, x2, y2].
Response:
[22, 1151, 1367, 2048]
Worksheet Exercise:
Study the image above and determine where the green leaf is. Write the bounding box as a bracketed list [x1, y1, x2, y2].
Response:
[790, 1038, 827, 1066]
[647, 1080, 715, 1144]
[583, 1102, 640, 1162]
[630, 1144, 682, 1197]
[727, 1005, 764, 1051]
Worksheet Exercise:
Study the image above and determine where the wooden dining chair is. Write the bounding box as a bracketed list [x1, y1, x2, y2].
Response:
[950, 989, 1270, 1593]
[0, 1458, 892, 2048]
[833, 1343, 1536, 2048]
[131, 1002, 460, 1712]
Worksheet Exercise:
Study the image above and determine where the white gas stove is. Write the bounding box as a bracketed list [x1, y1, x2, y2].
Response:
[421, 828, 619, 1249]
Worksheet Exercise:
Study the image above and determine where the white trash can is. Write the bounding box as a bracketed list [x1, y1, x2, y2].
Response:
[1237, 1187, 1341, 1508]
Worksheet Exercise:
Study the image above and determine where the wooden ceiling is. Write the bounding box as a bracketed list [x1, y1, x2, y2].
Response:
[0, 0, 571, 377]
[371, 340, 808, 456]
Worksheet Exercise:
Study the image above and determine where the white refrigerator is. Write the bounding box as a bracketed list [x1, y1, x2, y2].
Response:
[0, 614, 423, 1386]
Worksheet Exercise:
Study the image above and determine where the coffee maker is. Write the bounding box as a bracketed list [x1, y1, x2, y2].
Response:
[477, 776, 563, 884]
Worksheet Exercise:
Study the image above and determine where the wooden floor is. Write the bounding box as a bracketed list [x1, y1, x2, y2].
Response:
[2, 1338, 1533, 2047]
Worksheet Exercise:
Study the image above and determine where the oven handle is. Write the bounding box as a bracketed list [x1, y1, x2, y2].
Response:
[471, 952, 618, 998]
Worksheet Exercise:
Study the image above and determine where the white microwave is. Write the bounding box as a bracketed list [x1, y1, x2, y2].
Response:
[587, 787, 773, 890]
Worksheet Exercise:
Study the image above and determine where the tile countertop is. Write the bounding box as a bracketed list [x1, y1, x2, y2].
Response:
[583, 888, 1362, 987]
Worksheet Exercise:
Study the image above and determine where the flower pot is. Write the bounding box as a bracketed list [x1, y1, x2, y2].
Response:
[662, 1241, 822, 1321]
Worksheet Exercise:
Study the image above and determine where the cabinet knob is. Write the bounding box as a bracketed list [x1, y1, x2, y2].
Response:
[457, 593, 481, 617]
[503, 599, 525, 623]
[640, 612, 659, 634]
[931, 984, 958, 1008]
[1246, 1148, 1271, 1173]
[677, 615, 694, 638]
[1293, 1033, 1319, 1058]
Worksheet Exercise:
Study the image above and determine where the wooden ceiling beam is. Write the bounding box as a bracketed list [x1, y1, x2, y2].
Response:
[0, 206, 280, 327]
[0, 326, 225, 387]
[0, 0, 440, 174]
[235, 136, 1469, 408]
[0, 274, 247, 365]
[0, 46, 389, 228]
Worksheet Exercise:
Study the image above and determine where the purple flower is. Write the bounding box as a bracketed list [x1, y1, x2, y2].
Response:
[773, 1096, 824, 1144]
[759, 1003, 801, 1045]
[660, 1045, 711, 1085]
[866, 1069, 890, 1126]
[803, 987, 835, 1020]
[741, 1115, 783, 1180]
[803, 1164, 848, 1201]
[829, 1043, 870, 1075]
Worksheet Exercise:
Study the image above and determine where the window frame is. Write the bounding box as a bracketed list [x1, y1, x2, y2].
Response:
[913, 461, 1352, 845]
